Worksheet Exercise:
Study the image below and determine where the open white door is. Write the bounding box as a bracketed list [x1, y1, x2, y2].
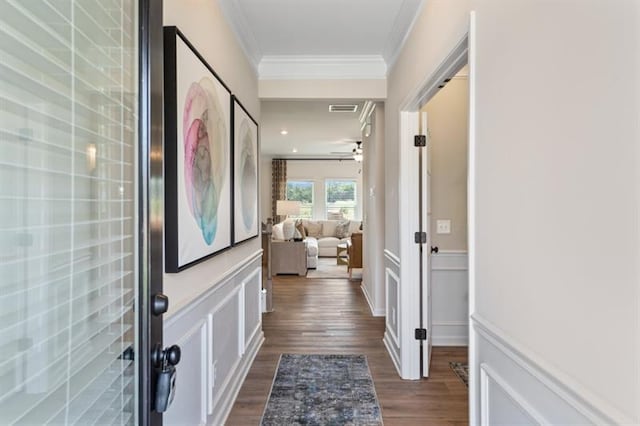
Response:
[420, 112, 433, 377]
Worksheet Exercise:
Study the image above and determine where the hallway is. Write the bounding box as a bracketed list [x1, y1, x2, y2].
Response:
[226, 276, 468, 425]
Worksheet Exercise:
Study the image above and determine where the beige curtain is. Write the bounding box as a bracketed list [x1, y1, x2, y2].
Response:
[272, 159, 287, 223]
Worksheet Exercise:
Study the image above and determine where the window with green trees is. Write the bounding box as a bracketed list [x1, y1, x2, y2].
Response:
[325, 179, 357, 220]
[286, 180, 313, 218]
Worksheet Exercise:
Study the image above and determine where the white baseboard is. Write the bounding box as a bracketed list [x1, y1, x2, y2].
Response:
[432, 321, 468, 346]
[383, 331, 401, 377]
[472, 314, 634, 425]
[361, 284, 385, 316]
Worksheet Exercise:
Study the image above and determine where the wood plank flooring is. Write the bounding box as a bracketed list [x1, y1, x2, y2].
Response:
[226, 275, 469, 425]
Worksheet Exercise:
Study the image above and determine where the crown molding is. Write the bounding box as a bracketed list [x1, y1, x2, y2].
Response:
[218, 0, 262, 73]
[258, 55, 387, 80]
[383, 0, 425, 70]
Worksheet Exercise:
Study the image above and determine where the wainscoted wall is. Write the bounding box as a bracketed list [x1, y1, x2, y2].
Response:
[431, 251, 468, 346]
[383, 250, 401, 374]
[472, 314, 620, 425]
[163, 253, 264, 425]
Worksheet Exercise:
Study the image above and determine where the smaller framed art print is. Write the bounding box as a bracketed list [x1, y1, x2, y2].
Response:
[164, 26, 232, 272]
[231, 96, 259, 245]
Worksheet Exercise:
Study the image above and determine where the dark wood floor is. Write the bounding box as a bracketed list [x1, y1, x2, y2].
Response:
[226, 275, 469, 425]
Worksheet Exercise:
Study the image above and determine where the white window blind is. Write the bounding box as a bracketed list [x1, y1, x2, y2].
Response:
[0, 1, 138, 424]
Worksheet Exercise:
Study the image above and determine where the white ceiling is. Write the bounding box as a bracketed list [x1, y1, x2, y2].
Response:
[261, 100, 363, 158]
[219, 0, 423, 72]
[218, 0, 424, 157]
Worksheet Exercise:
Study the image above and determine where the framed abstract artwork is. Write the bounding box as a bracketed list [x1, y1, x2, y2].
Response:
[231, 96, 259, 245]
[164, 27, 232, 272]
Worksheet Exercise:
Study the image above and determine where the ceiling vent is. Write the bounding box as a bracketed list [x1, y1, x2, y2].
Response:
[329, 104, 358, 113]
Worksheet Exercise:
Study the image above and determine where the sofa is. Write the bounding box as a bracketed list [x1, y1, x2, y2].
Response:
[272, 219, 362, 269]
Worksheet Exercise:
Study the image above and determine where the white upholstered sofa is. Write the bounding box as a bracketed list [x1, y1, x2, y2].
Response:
[272, 219, 362, 269]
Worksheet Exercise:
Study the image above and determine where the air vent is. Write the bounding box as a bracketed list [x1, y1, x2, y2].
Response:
[329, 104, 358, 113]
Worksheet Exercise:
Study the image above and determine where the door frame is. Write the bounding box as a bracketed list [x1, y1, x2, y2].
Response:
[395, 11, 476, 411]
[138, 0, 165, 424]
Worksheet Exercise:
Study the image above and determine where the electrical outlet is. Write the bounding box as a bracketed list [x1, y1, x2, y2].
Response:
[436, 219, 451, 234]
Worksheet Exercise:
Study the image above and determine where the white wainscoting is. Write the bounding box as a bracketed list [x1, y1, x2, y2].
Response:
[472, 314, 628, 425]
[163, 253, 264, 426]
[431, 251, 468, 346]
[383, 250, 401, 375]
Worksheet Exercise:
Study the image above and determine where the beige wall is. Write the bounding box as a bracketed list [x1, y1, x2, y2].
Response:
[387, 0, 639, 422]
[362, 103, 386, 314]
[163, 0, 261, 314]
[423, 78, 468, 251]
[259, 79, 386, 100]
[385, 0, 471, 256]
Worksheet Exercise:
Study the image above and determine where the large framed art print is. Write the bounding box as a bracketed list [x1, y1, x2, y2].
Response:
[232, 96, 259, 245]
[164, 27, 232, 272]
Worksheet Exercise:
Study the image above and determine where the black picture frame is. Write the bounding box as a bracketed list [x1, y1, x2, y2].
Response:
[231, 95, 260, 245]
[164, 26, 232, 272]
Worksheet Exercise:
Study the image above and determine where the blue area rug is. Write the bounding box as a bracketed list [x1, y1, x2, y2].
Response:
[261, 354, 383, 425]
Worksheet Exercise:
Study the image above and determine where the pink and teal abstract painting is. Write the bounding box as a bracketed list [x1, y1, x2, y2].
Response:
[183, 78, 227, 245]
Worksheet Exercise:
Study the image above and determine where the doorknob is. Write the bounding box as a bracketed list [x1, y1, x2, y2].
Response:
[153, 343, 181, 367]
[430, 246, 439, 254]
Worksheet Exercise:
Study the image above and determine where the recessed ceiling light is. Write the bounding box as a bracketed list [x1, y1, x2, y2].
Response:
[280, 129, 288, 135]
[292, 148, 298, 153]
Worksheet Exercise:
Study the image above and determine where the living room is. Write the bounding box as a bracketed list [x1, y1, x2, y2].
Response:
[260, 100, 372, 282]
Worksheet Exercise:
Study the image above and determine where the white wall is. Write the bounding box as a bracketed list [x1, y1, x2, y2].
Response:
[362, 103, 385, 316]
[286, 159, 363, 220]
[162, 1, 263, 423]
[387, 0, 639, 423]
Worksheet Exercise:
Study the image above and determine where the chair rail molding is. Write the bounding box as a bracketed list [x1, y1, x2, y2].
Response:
[471, 314, 634, 425]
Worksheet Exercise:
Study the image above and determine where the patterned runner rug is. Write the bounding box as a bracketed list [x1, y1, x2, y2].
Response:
[261, 354, 383, 425]
[449, 361, 469, 387]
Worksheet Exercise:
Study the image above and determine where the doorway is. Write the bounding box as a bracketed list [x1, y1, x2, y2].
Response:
[388, 12, 476, 390]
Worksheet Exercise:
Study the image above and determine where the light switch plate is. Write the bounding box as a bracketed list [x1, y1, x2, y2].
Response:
[436, 219, 451, 234]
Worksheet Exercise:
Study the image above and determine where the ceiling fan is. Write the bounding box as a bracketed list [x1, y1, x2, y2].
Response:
[330, 141, 363, 162]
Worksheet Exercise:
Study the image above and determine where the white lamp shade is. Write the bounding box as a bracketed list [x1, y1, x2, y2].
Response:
[276, 200, 301, 216]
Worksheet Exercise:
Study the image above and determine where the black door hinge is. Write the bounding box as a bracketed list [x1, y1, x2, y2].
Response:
[415, 328, 427, 340]
[414, 135, 426, 147]
[414, 232, 426, 244]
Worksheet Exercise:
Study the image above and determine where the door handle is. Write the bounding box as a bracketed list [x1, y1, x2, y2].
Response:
[153, 344, 181, 413]
[430, 246, 439, 254]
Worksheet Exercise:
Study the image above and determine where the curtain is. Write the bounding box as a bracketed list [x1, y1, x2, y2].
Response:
[272, 159, 287, 223]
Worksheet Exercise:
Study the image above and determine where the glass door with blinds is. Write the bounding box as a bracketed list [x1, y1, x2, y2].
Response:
[0, 1, 146, 424]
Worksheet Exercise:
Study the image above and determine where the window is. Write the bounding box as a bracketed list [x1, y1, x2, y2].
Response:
[286, 181, 314, 218]
[326, 180, 357, 220]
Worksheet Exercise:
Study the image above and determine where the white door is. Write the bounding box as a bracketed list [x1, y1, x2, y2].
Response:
[420, 112, 433, 377]
[396, 110, 432, 379]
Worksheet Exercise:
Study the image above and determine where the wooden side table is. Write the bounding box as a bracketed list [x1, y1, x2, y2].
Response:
[336, 242, 348, 265]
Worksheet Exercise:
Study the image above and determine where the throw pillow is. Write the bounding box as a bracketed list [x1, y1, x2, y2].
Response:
[272, 223, 285, 241]
[305, 221, 323, 238]
[282, 219, 296, 240]
[347, 220, 361, 236]
[335, 220, 350, 238]
[295, 219, 307, 239]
